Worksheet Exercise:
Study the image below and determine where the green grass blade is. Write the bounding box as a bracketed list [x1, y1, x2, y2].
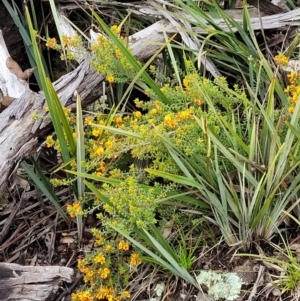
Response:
[91, 124, 143, 139]
[75, 92, 85, 241]
[25, 6, 74, 163]
[110, 225, 197, 286]
[21, 160, 70, 224]
[145, 169, 202, 189]
[76, 93, 85, 198]
[2, 0, 49, 88]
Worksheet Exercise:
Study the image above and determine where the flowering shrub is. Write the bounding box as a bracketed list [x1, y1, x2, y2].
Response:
[98, 176, 158, 231]
[90, 25, 137, 83]
[71, 228, 141, 301]
[48, 60, 252, 230]
[81, 67, 247, 177]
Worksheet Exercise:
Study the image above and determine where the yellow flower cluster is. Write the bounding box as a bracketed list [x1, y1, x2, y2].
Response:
[67, 202, 83, 218]
[89, 24, 136, 83]
[71, 290, 93, 301]
[45, 135, 55, 148]
[275, 54, 300, 113]
[130, 253, 142, 266]
[71, 229, 139, 301]
[45, 37, 57, 49]
[118, 240, 130, 251]
[94, 252, 106, 264]
[95, 161, 106, 177]
[114, 116, 123, 127]
[111, 25, 121, 35]
[163, 108, 194, 128]
[45, 35, 83, 61]
[164, 113, 177, 128]
[274, 53, 289, 67]
[62, 35, 82, 48]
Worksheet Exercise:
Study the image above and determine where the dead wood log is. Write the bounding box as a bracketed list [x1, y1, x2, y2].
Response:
[0, 262, 73, 301]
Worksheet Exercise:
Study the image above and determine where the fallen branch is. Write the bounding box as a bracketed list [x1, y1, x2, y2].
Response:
[0, 262, 73, 301]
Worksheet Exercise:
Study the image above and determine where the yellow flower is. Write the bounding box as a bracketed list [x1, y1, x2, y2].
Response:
[95, 237, 104, 247]
[45, 37, 57, 49]
[105, 139, 114, 150]
[154, 100, 163, 111]
[104, 244, 113, 252]
[96, 147, 104, 157]
[94, 252, 106, 264]
[67, 202, 83, 218]
[45, 135, 54, 148]
[177, 110, 191, 120]
[92, 128, 101, 137]
[100, 267, 110, 279]
[130, 253, 142, 266]
[150, 108, 158, 115]
[134, 111, 142, 118]
[107, 75, 115, 83]
[72, 290, 93, 301]
[115, 49, 121, 57]
[121, 291, 131, 298]
[97, 161, 106, 172]
[183, 77, 189, 87]
[194, 98, 203, 106]
[164, 113, 177, 128]
[84, 116, 94, 126]
[288, 106, 295, 114]
[118, 240, 129, 251]
[274, 53, 289, 66]
[111, 25, 121, 35]
[114, 116, 123, 126]
[292, 93, 298, 104]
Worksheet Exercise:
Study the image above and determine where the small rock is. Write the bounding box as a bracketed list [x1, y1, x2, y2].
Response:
[196, 291, 215, 301]
[272, 288, 281, 296]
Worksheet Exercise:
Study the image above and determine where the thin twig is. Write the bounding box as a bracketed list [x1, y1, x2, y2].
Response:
[247, 265, 265, 301]
[0, 193, 25, 245]
[55, 274, 83, 301]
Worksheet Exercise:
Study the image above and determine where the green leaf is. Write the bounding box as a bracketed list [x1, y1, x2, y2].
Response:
[21, 160, 69, 224]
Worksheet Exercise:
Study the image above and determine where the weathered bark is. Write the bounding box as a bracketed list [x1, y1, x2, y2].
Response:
[0, 263, 73, 301]
[247, 0, 285, 15]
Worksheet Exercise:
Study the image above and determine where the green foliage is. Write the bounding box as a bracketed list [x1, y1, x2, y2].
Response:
[98, 176, 158, 231]
[90, 27, 137, 83]
[21, 159, 70, 224]
[21, 6, 72, 224]
[91, 10, 170, 104]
